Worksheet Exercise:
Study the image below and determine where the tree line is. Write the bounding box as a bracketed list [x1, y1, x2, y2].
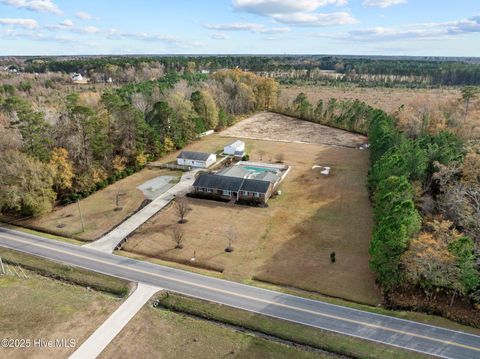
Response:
[279, 93, 480, 305]
[15, 55, 480, 86]
[0, 69, 279, 216]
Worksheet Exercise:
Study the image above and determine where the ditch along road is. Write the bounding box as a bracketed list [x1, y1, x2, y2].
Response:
[0, 226, 479, 359]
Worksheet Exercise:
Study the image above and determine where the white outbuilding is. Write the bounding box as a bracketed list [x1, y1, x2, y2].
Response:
[224, 140, 245, 156]
[177, 151, 217, 168]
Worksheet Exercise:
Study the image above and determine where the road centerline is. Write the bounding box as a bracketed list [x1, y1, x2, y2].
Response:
[1, 232, 479, 355]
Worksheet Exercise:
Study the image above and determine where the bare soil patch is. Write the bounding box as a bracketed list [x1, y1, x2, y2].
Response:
[220, 112, 367, 148]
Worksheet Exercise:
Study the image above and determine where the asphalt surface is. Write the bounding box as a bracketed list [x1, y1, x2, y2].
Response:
[1, 227, 479, 359]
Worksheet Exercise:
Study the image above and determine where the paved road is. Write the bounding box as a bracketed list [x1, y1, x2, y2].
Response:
[84, 170, 200, 252]
[1, 227, 479, 359]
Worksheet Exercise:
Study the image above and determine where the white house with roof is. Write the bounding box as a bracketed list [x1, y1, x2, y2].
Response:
[71, 73, 83, 82]
[224, 140, 245, 158]
[176, 151, 216, 168]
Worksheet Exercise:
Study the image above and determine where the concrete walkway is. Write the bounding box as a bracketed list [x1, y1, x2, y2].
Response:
[137, 175, 177, 200]
[84, 170, 200, 253]
[69, 283, 160, 359]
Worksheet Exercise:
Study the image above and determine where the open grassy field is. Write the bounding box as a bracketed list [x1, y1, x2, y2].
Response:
[279, 84, 461, 115]
[100, 295, 334, 359]
[7, 167, 181, 242]
[122, 114, 381, 305]
[0, 273, 122, 359]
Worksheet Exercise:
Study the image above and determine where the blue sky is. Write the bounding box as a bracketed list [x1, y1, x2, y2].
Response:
[0, 0, 479, 56]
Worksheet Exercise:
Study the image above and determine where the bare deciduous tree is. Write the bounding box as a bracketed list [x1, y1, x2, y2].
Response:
[225, 226, 237, 253]
[171, 225, 184, 249]
[174, 197, 190, 224]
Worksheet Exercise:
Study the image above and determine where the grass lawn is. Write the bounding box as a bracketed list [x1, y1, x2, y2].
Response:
[134, 293, 430, 359]
[122, 115, 381, 306]
[0, 273, 123, 359]
[100, 296, 332, 359]
[0, 248, 131, 296]
[11, 167, 181, 242]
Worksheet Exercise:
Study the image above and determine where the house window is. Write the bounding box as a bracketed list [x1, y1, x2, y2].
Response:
[207, 188, 213, 193]
[223, 190, 231, 196]
[254, 192, 260, 197]
[198, 187, 204, 192]
[242, 191, 249, 196]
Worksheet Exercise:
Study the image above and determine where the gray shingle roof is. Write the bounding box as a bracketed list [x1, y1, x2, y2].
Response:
[193, 174, 244, 192]
[177, 151, 212, 161]
[193, 174, 271, 194]
[240, 179, 271, 194]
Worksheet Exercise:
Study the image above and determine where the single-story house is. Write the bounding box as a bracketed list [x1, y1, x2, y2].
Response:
[177, 151, 216, 168]
[224, 140, 245, 157]
[71, 73, 83, 82]
[192, 173, 274, 204]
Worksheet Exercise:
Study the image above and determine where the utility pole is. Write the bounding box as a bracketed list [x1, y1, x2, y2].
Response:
[0, 257, 5, 275]
[77, 200, 85, 233]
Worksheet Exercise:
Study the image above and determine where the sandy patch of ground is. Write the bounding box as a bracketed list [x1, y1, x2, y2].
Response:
[220, 112, 367, 148]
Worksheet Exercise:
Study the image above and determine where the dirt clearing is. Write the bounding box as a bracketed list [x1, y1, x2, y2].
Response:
[220, 112, 367, 148]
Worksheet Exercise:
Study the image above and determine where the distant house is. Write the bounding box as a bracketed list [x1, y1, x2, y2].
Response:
[177, 151, 216, 168]
[192, 173, 274, 204]
[224, 140, 245, 158]
[71, 72, 83, 82]
[4, 65, 19, 73]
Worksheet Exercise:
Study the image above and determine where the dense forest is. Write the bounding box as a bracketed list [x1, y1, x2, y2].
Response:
[278, 92, 480, 323]
[0, 69, 279, 214]
[3, 55, 480, 86]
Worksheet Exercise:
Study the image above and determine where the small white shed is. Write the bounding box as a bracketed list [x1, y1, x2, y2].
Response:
[177, 151, 216, 168]
[224, 140, 245, 156]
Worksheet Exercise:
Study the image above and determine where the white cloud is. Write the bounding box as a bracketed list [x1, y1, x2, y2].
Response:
[78, 26, 100, 34]
[211, 32, 230, 40]
[1, 0, 62, 15]
[204, 22, 290, 34]
[105, 28, 201, 49]
[362, 0, 406, 8]
[316, 14, 480, 42]
[45, 19, 73, 30]
[273, 12, 357, 26]
[233, 0, 355, 27]
[0, 17, 38, 28]
[75, 11, 93, 20]
[233, 0, 347, 15]
[60, 19, 73, 27]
